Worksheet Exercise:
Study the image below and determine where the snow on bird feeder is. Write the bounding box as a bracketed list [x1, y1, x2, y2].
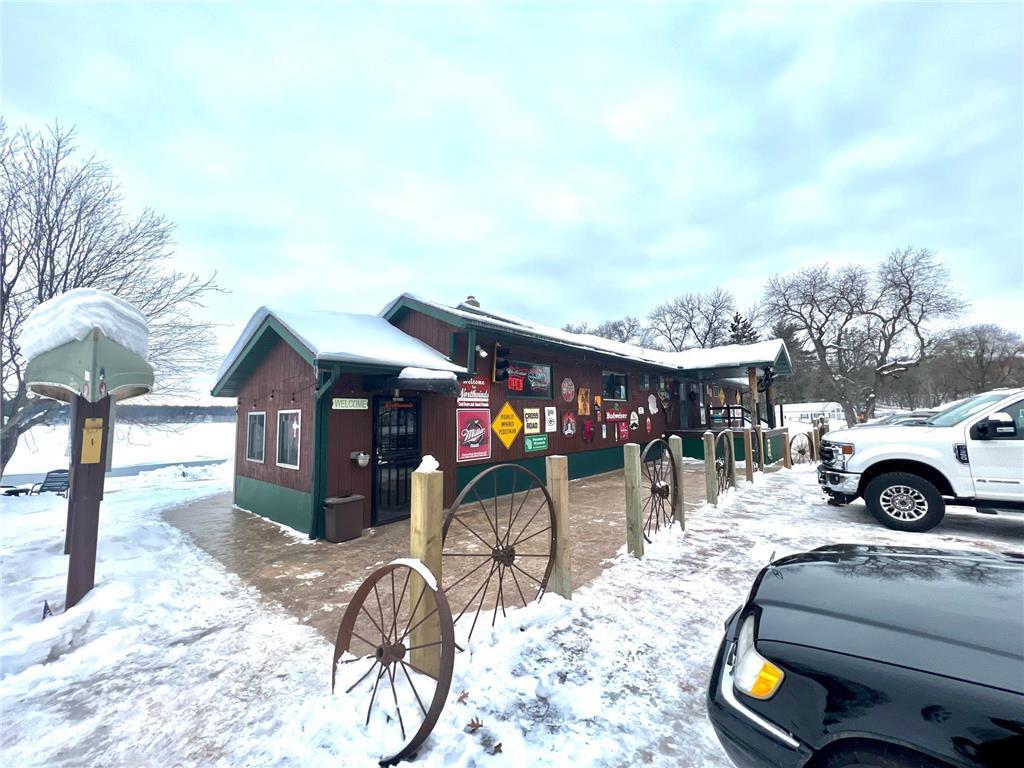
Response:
[20, 288, 153, 403]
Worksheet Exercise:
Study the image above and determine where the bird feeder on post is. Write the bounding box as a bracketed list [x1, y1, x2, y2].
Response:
[19, 289, 153, 610]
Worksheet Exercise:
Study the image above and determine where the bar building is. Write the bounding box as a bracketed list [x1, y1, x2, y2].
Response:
[211, 294, 792, 537]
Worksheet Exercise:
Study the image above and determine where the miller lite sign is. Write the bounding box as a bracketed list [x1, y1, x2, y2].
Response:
[456, 408, 491, 462]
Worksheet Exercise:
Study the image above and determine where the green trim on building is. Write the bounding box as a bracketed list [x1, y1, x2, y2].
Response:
[212, 316, 316, 397]
[235, 475, 312, 534]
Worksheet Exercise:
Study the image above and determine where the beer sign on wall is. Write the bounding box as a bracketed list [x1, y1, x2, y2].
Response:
[456, 408, 491, 462]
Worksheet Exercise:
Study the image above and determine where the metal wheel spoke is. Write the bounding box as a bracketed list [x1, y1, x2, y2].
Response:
[508, 562, 529, 606]
[365, 664, 387, 725]
[373, 582, 390, 642]
[386, 664, 407, 740]
[453, 561, 498, 624]
[404, 640, 444, 652]
[399, 660, 429, 718]
[443, 556, 492, 592]
[509, 500, 548, 546]
[452, 513, 498, 550]
[513, 525, 551, 547]
[345, 657, 380, 694]
[505, 484, 534, 547]
[470, 486, 502, 542]
[466, 561, 498, 640]
[360, 603, 387, 639]
[401, 604, 440, 642]
[511, 562, 544, 587]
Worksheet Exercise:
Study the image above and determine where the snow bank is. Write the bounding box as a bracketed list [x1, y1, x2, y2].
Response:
[18, 288, 149, 360]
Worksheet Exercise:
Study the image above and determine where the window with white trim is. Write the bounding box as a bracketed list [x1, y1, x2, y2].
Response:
[246, 412, 265, 463]
[601, 371, 628, 401]
[277, 410, 301, 469]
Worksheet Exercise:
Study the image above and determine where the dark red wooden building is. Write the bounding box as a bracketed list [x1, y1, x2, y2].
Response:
[211, 294, 792, 537]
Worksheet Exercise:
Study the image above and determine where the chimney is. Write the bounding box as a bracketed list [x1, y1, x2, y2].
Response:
[464, 295, 480, 308]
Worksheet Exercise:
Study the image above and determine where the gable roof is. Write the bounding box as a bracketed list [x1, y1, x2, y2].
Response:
[211, 306, 465, 397]
[380, 293, 792, 377]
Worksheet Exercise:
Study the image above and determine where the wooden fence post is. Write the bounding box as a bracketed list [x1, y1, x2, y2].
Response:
[782, 427, 792, 469]
[624, 443, 644, 558]
[810, 425, 819, 462]
[754, 425, 765, 473]
[409, 466, 444, 677]
[702, 430, 717, 506]
[668, 434, 685, 530]
[742, 427, 754, 482]
[724, 428, 737, 489]
[545, 455, 572, 600]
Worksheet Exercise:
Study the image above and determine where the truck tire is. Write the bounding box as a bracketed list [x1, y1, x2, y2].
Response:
[864, 472, 945, 532]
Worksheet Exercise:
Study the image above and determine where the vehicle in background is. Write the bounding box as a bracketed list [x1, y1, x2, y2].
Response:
[818, 389, 1024, 531]
[707, 544, 1024, 768]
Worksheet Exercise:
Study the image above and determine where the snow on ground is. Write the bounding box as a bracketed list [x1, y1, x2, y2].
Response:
[2, 421, 234, 478]
[2, 465, 1021, 767]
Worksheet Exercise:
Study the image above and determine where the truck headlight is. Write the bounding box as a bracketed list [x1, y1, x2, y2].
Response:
[733, 615, 784, 700]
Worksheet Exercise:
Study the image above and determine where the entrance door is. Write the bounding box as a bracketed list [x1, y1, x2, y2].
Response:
[372, 397, 421, 525]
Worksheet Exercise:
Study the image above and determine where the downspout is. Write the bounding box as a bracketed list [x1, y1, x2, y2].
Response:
[309, 364, 339, 539]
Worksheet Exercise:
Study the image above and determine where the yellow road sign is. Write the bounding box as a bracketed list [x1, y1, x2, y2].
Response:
[491, 402, 523, 450]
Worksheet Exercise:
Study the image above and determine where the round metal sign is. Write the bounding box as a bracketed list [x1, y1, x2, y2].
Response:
[560, 377, 575, 402]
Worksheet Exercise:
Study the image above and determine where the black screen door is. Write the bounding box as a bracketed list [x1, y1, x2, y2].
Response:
[372, 397, 421, 525]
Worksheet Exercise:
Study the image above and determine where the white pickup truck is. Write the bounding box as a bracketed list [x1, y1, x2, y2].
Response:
[818, 389, 1024, 531]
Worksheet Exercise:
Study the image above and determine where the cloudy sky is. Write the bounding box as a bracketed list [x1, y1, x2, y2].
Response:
[5, 1, 1022, 393]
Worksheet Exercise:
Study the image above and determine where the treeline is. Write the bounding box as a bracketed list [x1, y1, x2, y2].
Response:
[564, 248, 1023, 425]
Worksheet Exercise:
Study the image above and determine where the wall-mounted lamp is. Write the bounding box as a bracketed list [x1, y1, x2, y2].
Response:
[475, 344, 488, 358]
[350, 451, 370, 468]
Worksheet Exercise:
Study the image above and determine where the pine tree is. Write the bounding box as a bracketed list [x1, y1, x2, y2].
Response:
[729, 312, 759, 345]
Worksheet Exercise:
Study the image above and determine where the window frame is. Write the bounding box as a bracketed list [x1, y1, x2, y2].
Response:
[601, 371, 629, 402]
[246, 411, 266, 464]
[276, 409, 302, 470]
[505, 359, 554, 400]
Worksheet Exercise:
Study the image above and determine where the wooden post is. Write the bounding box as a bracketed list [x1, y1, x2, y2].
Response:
[702, 430, 717, 506]
[668, 434, 685, 529]
[409, 466, 444, 677]
[624, 443, 644, 558]
[782, 428, 792, 469]
[545, 455, 572, 600]
[810, 425, 819, 462]
[754, 425, 765, 472]
[65, 395, 112, 610]
[723, 428, 737, 489]
[747, 366, 759, 427]
[742, 428, 754, 482]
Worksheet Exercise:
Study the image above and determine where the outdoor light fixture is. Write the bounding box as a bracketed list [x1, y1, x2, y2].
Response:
[475, 344, 488, 358]
[350, 451, 370, 468]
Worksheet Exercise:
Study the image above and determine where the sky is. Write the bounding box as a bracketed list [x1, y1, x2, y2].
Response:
[3, 1, 1022, 397]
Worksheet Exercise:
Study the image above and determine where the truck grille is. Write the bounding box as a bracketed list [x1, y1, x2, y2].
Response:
[819, 441, 837, 465]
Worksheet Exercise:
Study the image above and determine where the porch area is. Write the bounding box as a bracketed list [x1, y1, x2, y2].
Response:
[164, 464, 710, 643]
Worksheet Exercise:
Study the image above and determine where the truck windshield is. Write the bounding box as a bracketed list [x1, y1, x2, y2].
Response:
[926, 393, 1009, 427]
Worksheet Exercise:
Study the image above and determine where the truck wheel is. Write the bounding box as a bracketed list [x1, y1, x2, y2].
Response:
[864, 472, 945, 532]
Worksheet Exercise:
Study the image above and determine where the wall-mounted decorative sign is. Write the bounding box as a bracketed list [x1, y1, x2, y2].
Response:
[457, 376, 490, 407]
[456, 408, 491, 462]
[582, 418, 594, 444]
[562, 411, 577, 437]
[544, 406, 557, 433]
[605, 406, 628, 422]
[506, 361, 552, 398]
[577, 387, 591, 416]
[594, 394, 603, 423]
[524, 434, 548, 452]
[332, 397, 369, 410]
[524, 407, 541, 435]
[648, 394, 658, 414]
[645, 416, 652, 434]
[617, 422, 629, 440]
[629, 410, 639, 430]
[601, 424, 608, 440]
[492, 402, 523, 449]
[560, 377, 575, 402]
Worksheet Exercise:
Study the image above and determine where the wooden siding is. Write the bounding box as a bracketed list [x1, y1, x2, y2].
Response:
[392, 311, 460, 360]
[324, 374, 375, 527]
[234, 337, 315, 494]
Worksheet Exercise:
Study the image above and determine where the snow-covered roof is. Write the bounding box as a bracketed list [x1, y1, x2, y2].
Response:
[380, 293, 792, 375]
[19, 288, 149, 361]
[214, 307, 465, 392]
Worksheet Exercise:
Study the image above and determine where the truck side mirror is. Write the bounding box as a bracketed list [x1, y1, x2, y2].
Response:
[971, 412, 1018, 440]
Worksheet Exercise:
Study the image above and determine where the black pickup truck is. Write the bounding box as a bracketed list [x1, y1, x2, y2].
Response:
[707, 545, 1023, 768]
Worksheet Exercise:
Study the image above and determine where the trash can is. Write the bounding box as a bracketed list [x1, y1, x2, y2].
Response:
[324, 495, 364, 543]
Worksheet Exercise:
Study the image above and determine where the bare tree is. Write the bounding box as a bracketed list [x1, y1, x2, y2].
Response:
[935, 325, 1024, 394]
[1, 121, 221, 475]
[646, 288, 735, 350]
[764, 248, 964, 425]
[562, 315, 647, 345]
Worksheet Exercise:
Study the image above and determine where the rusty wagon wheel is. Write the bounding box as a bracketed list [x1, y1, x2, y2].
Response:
[442, 464, 556, 646]
[790, 432, 813, 465]
[332, 560, 455, 766]
[640, 439, 677, 543]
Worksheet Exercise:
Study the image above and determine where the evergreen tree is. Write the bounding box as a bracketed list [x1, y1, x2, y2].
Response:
[728, 312, 759, 345]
